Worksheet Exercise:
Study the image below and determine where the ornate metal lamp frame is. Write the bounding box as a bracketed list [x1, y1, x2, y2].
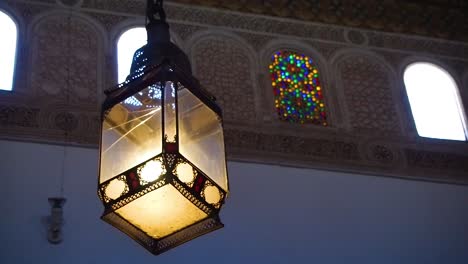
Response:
[97, 0, 229, 255]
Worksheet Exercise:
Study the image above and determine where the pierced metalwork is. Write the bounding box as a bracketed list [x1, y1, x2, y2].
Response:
[154, 217, 223, 253]
[201, 181, 224, 209]
[137, 156, 165, 186]
[173, 159, 196, 187]
[100, 175, 129, 203]
[163, 153, 177, 169]
[110, 178, 167, 212]
[172, 178, 213, 215]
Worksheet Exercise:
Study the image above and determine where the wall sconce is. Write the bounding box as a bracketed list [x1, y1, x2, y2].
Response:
[97, 0, 229, 255]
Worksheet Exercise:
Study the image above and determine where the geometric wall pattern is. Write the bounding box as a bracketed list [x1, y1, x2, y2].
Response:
[337, 55, 401, 134]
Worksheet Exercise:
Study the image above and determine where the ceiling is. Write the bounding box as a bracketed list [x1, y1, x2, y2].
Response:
[169, 0, 468, 42]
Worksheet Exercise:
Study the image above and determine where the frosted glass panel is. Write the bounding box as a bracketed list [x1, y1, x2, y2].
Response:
[178, 88, 228, 191]
[100, 86, 163, 183]
[164, 81, 177, 142]
[116, 185, 207, 239]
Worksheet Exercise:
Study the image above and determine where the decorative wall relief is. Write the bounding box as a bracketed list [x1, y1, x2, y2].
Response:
[0, 105, 40, 128]
[224, 129, 360, 162]
[405, 149, 468, 174]
[191, 33, 257, 122]
[337, 54, 401, 135]
[165, 0, 468, 42]
[30, 13, 101, 105]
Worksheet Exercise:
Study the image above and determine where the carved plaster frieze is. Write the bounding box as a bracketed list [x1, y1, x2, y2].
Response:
[29, 13, 101, 105]
[3, 0, 51, 25]
[190, 34, 258, 122]
[11, 0, 468, 60]
[84, 0, 468, 43]
[336, 54, 402, 135]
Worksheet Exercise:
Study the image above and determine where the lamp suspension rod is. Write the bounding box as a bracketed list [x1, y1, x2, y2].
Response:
[146, 0, 166, 24]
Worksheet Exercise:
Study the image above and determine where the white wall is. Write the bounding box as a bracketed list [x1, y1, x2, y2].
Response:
[1, 140, 467, 264]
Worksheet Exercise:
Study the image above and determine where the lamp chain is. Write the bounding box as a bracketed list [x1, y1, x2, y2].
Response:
[59, 6, 73, 197]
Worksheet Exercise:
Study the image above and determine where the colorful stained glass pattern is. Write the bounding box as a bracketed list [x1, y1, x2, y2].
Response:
[269, 51, 327, 125]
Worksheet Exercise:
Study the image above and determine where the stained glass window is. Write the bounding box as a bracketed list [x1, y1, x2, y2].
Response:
[269, 51, 327, 125]
[0, 10, 18, 91]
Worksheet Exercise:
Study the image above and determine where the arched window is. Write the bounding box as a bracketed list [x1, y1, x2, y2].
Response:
[117, 27, 147, 83]
[403, 62, 467, 141]
[0, 10, 18, 91]
[269, 51, 327, 125]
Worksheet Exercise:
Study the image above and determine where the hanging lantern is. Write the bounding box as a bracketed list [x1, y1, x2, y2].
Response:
[97, 0, 229, 255]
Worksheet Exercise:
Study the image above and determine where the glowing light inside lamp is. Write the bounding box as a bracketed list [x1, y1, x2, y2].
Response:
[204, 185, 221, 205]
[139, 160, 164, 182]
[116, 185, 208, 239]
[175, 163, 195, 183]
[105, 178, 127, 200]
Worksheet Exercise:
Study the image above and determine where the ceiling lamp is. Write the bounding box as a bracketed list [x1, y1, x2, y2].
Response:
[97, 0, 229, 255]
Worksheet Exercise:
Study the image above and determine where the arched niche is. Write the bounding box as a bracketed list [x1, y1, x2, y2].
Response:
[187, 30, 259, 123]
[28, 11, 105, 107]
[331, 49, 405, 135]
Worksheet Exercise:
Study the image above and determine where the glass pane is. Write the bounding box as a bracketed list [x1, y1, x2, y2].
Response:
[404, 63, 467, 141]
[270, 51, 327, 125]
[178, 87, 228, 191]
[100, 85, 163, 183]
[164, 81, 176, 142]
[116, 185, 207, 239]
[0, 11, 17, 91]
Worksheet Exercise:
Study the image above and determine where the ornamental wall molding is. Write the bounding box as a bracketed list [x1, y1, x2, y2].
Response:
[7, 0, 468, 59]
[81, 0, 468, 42]
[0, 0, 467, 185]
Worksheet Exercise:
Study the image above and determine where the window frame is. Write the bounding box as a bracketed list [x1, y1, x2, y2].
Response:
[402, 60, 468, 141]
[116, 26, 148, 84]
[0, 8, 19, 92]
[268, 49, 329, 126]
[114, 23, 182, 86]
[260, 43, 335, 130]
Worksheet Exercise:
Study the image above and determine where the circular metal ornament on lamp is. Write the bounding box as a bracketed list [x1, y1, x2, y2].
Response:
[97, 0, 229, 255]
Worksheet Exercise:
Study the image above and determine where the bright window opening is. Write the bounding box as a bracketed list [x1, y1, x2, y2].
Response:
[117, 27, 147, 83]
[0, 10, 18, 91]
[403, 62, 467, 141]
